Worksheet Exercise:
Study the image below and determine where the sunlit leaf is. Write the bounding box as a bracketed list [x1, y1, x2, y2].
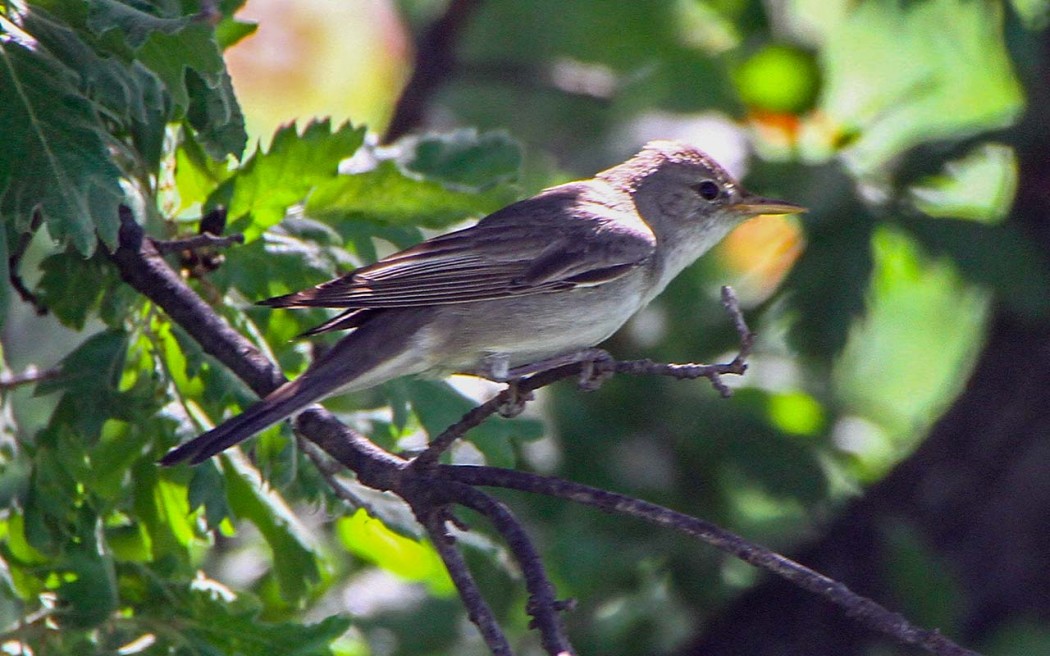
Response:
[819, 0, 1023, 174]
[336, 509, 454, 596]
[225, 120, 366, 241]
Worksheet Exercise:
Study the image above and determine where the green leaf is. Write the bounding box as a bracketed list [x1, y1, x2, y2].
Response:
[188, 461, 233, 529]
[908, 143, 1018, 224]
[55, 539, 119, 628]
[336, 509, 454, 596]
[817, 0, 1023, 174]
[186, 67, 247, 159]
[0, 20, 126, 255]
[225, 120, 367, 241]
[898, 216, 1050, 319]
[222, 454, 324, 603]
[215, 16, 258, 50]
[400, 129, 523, 191]
[135, 23, 224, 112]
[36, 330, 130, 440]
[21, 7, 153, 127]
[784, 203, 876, 362]
[211, 222, 352, 304]
[35, 252, 114, 330]
[174, 129, 235, 211]
[307, 159, 517, 230]
[132, 461, 202, 558]
[87, 0, 191, 49]
[179, 587, 351, 656]
[833, 227, 990, 457]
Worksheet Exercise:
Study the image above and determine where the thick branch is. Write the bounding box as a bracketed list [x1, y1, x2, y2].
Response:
[107, 208, 283, 396]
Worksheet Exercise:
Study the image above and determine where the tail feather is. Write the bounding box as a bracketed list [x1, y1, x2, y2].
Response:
[160, 307, 438, 466]
[159, 378, 321, 466]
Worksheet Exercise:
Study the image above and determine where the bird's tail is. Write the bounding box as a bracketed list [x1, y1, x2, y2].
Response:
[160, 308, 436, 466]
[159, 375, 330, 466]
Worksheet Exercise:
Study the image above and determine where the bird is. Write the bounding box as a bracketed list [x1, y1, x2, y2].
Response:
[160, 140, 803, 465]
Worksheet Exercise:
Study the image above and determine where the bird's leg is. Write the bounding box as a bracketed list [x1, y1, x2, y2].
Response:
[497, 380, 533, 418]
[505, 348, 615, 392]
[575, 349, 615, 391]
[478, 349, 615, 417]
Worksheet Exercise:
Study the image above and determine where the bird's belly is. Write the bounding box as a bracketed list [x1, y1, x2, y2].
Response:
[426, 283, 646, 372]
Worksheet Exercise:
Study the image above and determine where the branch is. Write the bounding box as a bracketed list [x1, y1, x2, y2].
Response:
[443, 465, 981, 656]
[0, 365, 60, 391]
[106, 207, 283, 396]
[421, 505, 514, 656]
[383, 0, 483, 143]
[152, 232, 244, 254]
[448, 483, 574, 656]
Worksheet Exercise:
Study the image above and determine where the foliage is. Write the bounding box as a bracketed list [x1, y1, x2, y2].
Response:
[0, 0, 1048, 655]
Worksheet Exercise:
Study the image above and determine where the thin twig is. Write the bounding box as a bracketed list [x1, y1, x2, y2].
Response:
[421, 506, 514, 656]
[152, 232, 244, 254]
[449, 483, 575, 656]
[442, 465, 981, 656]
[8, 213, 47, 316]
[0, 366, 61, 391]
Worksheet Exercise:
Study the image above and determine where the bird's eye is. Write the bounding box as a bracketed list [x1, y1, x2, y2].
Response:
[693, 180, 721, 201]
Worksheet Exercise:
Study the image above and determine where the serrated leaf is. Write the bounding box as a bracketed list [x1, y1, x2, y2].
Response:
[306, 159, 517, 230]
[210, 227, 351, 314]
[215, 16, 257, 49]
[22, 8, 152, 126]
[186, 67, 247, 159]
[225, 120, 366, 241]
[0, 21, 126, 254]
[222, 454, 324, 603]
[87, 0, 191, 49]
[136, 22, 224, 112]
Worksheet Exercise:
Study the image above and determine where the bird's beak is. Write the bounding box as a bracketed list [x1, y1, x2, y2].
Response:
[731, 195, 806, 216]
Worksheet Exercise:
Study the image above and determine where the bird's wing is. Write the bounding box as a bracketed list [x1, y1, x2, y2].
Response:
[261, 183, 656, 310]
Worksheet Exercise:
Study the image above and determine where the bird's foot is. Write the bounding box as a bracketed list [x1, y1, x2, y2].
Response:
[577, 349, 615, 391]
[497, 380, 534, 418]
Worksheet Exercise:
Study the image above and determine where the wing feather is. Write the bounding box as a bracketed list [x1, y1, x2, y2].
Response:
[261, 181, 656, 313]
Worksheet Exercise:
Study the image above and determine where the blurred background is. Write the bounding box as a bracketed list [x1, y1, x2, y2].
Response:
[4, 0, 1050, 654]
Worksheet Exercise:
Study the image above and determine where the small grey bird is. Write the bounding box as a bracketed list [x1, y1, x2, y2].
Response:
[161, 140, 802, 465]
